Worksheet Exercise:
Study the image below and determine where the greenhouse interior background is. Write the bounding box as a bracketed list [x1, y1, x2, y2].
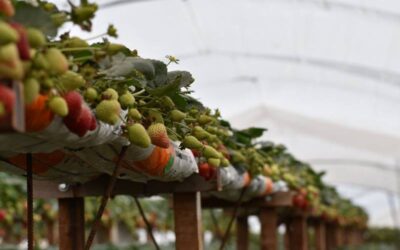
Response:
[59, 0, 400, 228]
[0, 0, 400, 249]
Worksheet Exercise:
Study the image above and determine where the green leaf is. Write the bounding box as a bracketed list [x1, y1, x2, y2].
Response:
[13, 2, 58, 37]
[170, 93, 188, 110]
[167, 71, 194, 88]
[148, 60, 168, 87]
[147, 76, 181, 96]
[238, 127, 267, 139]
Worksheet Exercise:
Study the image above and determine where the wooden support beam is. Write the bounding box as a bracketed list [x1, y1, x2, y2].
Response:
[260, 208, 278, 250]
[314, 220, 326, 250]
[33, 174, 219, 199]
[58, 198, 85, 250]
[173, 192, 203, 250]
[236, 216, 249, 250]
[287, 215, 308, 250]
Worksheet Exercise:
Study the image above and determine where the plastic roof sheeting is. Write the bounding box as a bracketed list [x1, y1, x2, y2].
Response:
[58, 0, 400, 226]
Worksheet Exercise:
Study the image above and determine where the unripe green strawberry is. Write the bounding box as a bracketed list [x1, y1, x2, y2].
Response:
[205, 126, 217, 134]
[32, 53, 49, 69]
[0, 44, 24, 79]
[44, 48, 68, 75]
[119, 92, 135, 109]
[208, 158, 221, 167]
[147, 123, 170, 148]
[23, 78, 40, 104]
[102, 88, 119, 100]
[203, 145, 221, 159]
[128, 108, 142, 121]
[160, 96, 175, 109]
[198, 114, 213, 125]
[170, 109, 186, 122]
[51, 13, 68, 27]
[128, 123, 151, 148]
[221, 158, 230, 167]
[106, 43, 126, 55]
[0, 43, 18, 62]
[232, 151, 246, 163]
[0, 22, 19, 45]
[148, 109, 164, 123]
[182, 135, 203, 150]
[193, 126, 208, 140]
[63, 37, 89, 48]
[48, 96, 69, 117]
[58, 70, 86, 91]
[27, 28, 46, 48]
[84, 87, 98, 102]
[72, 4, 98, 22]
[95, 100, 121, 125]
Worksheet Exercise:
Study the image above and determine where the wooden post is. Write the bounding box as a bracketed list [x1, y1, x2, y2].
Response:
[325, 223, 337, 250]
[45, 219, 55, 245]
[173, 192, 203, 250]
[236, 216, 249, 250]
[260, 208, 278, 250]
[287, 215, 308, 250]
[58, 198, 85, 250]
[314, 220, 326, 250]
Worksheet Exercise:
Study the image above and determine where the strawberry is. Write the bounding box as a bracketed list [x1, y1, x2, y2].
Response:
[106, 43, 126, 55]
[0, 84, 15, 118]
[198, 163, 210, 180]
[0, 209, 6, 222]
[192, 126, 209, 140]
[64, 106, 92, 137]
[0, 44, 24, 80]
[83, 87, 98, 102]
[63, 37, 89, 48]
[27, 28, 46, 48]
[23, 78, 40, 104]
[89, 114, 97, 131]
[119, 92, 135, 109]
[169, 109, 186, 122]
[102, 88, 118, 100]
[58, 70, 86, 91]
[128, 123, 151, 148]
[182, 135, 203, 150]
[0, 21, 19, 45]
[221, 158, 230, 167]
[9, 23, 31, 60]
[147, 109, 164, 123]
[128, 108, 142, 121]
[207, 158, 220, 167]
[63, 91, 83, 120]
[208, 166, 217, 180]
[48, 96, 69, 117]
[203, 145, 221, 159]
[95, 99, 121, 125]
[160, 96, 175, 109]
[191, 149, 201, 157]
[198, 114, 213, 125]
[44, 48, 69, 75]
[147, 123, 169, 148]
[0, 0, 14, 17]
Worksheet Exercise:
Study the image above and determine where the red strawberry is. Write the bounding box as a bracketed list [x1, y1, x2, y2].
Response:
[64, 106, 92, 137]
[9, 23, 31, 60]
[147, 123, 169, 148]
[292, 194, 305, 208]
[208, 166, 217, 180]
[0, 84, 15, 120]
[63, 91, 82, 120]
[198, 163, 210, 180]
[89, 114, 97, 131]
[0, 0, 14, 17]
[0, 209, 6, 221]
[191, 149, 201, 157]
